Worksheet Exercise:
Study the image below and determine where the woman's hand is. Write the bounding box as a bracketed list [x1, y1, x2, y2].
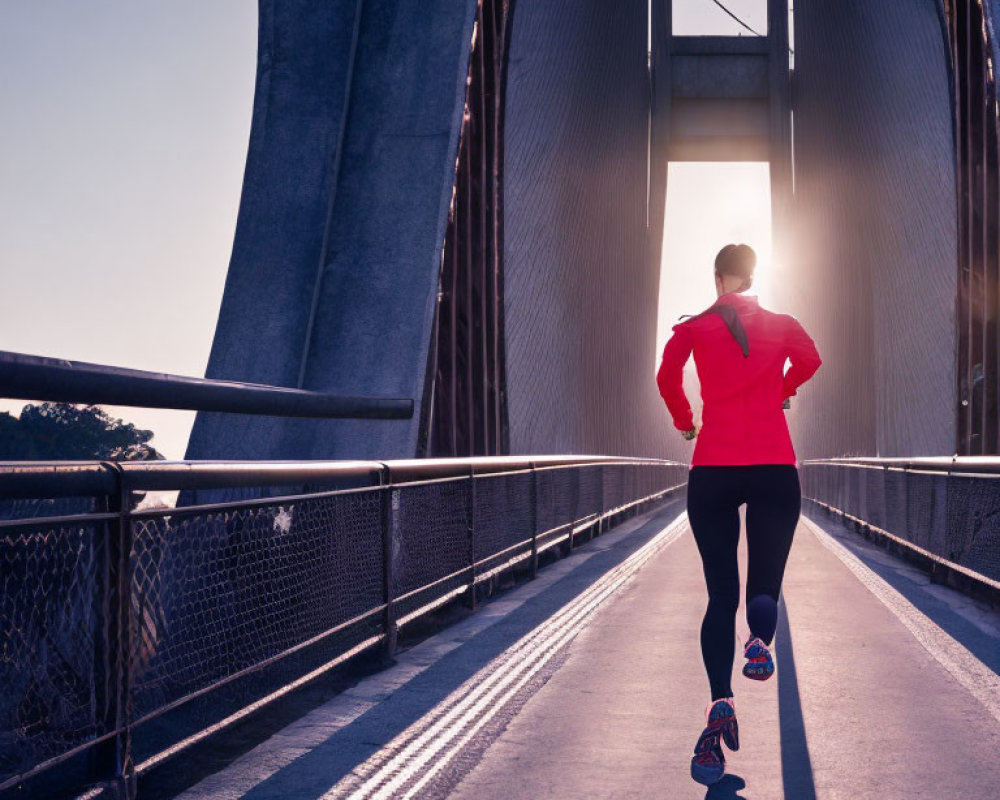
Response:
[682, 427, 698, 441]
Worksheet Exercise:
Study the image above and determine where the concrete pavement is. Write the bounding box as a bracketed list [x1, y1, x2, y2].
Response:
[167, 501, 1000, 800]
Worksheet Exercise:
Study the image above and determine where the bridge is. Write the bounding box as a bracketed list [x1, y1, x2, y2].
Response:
[2, 1, 1000, 798]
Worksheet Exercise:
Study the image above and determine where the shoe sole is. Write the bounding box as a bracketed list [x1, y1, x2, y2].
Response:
[691, 760, 725, 785]
[719, 717, 739, 751]
[742, 663, 774, 680]
[699, 714, 740, 751]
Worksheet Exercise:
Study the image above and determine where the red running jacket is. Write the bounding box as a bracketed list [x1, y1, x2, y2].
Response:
[656, 292, 822, 466]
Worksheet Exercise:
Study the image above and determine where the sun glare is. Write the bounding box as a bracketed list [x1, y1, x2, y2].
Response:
[655, 161, 773, 363]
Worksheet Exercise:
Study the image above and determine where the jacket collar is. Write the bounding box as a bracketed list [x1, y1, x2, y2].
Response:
[714, 291, 758, 308]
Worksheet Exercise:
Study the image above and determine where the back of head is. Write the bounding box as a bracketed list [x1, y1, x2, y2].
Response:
[714, 244, 756, 282]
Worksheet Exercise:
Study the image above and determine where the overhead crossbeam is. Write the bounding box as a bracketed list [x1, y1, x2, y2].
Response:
[654, 0, 791, 166]
[668, 35, 771, 160]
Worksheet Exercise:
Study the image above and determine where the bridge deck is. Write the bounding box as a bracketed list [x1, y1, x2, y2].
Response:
[166, 505, 1000, 800]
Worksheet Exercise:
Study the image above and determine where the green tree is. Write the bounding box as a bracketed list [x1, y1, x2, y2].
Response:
[0, 403, 163, 460]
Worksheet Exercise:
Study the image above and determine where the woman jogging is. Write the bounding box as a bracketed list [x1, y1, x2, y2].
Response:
[655, 244, 822, 786]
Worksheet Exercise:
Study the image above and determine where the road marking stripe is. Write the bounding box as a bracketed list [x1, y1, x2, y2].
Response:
[324, 512, 690, 799]
[802, 515, 1000, 724]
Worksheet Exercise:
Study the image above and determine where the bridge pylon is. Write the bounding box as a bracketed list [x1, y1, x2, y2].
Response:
[650, 0, 793, 276]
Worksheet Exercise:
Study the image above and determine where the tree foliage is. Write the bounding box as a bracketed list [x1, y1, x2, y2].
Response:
[0, 403, 163, 460]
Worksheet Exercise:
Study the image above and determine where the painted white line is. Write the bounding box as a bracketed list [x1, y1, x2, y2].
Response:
[333, 513, 689, 800]
[325, 512, 690, 799]
[802, 515, 1000, 725]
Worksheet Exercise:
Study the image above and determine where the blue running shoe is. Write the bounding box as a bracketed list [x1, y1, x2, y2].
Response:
[691, 698, 739, 785]
[742, 636, 775, 680]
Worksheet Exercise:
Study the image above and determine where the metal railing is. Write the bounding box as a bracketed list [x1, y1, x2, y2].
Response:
[0, 350, 413, 419]
[0, 455, 686, 799]
[800, 457, 1000, 598]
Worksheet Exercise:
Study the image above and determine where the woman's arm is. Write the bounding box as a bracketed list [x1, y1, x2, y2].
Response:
[656, 324, 695, 432]
[782, 316, 822, 400]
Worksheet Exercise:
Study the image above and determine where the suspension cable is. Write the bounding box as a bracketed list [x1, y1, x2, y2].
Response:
[707, 0, 765, 38]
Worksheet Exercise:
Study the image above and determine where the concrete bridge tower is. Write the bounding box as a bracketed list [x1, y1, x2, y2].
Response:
[186, 0, 969, 463]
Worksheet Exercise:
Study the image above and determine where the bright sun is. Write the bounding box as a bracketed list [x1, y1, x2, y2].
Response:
[655, 161, 774, 364]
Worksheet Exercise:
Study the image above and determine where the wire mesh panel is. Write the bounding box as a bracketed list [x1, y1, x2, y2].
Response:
[535, 467, 579, 538]
[641, 464, 668, 499]
[945, 474, 1000, 579]
[391, 480, 472, 605]
[472, 471, 533, 565]
[603, 465, 624, 511]
[128, 490, 384, 721]
[845, 464, 863, 519]
[864, 466, 886, 530]
[0, 522, 104, 786]
[801, 460, 1000, 584]
[824, 465, 838, 511]
[883, 468, 908, 539]
[647, 465, 676, 505]
[805, 464, 826, 508]
[0, 497, 100, 522]
[904, 471, 947, 555]
[620, 467, 638, 511]
[576, 465, 602, 520]
[633, 465, 646, 500]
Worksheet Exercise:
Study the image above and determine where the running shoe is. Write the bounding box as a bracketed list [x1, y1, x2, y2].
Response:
[690, 698, 739, 785]
[691, 730, 724, 785]
[742, 635, 774, 680]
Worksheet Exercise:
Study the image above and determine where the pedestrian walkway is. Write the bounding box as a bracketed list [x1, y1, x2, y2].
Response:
[168, 503, 1000, 800]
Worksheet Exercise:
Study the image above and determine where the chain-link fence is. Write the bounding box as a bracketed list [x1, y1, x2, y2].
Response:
[800, 458, 1000, 589]
[0, 456, 686, 799]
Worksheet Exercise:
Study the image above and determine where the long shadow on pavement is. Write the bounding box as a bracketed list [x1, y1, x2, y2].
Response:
[774, 595, 817, 800]
[805, 510, 1000, 675]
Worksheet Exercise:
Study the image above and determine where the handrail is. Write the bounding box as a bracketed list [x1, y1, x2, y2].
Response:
[801, 456, 1000, 474]
[0, 349, 413, 419]
[0, 461, 118, 498]
[0, 455, 675, 497]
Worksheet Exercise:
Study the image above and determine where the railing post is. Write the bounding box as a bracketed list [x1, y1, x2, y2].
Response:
[91, 482, 113, 790]
[379, 466, 398, 657]
[98, 463, 136, 800]
[467, 464, 477, 610]
[566, 467, 577, 553]
[530, 462, 539, 578]
[598, 464, 606, 535]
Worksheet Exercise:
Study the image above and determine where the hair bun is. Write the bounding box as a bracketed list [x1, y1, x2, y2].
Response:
[715, 243, 757, 278]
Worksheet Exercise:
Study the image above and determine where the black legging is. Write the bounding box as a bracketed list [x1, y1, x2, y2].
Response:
[687, 465, 801, 700]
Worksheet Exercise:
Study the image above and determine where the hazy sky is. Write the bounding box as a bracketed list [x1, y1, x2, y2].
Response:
[673, 0, 767, 35]
[0, 1, 257, 458]
[0, 0, 770, 460]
